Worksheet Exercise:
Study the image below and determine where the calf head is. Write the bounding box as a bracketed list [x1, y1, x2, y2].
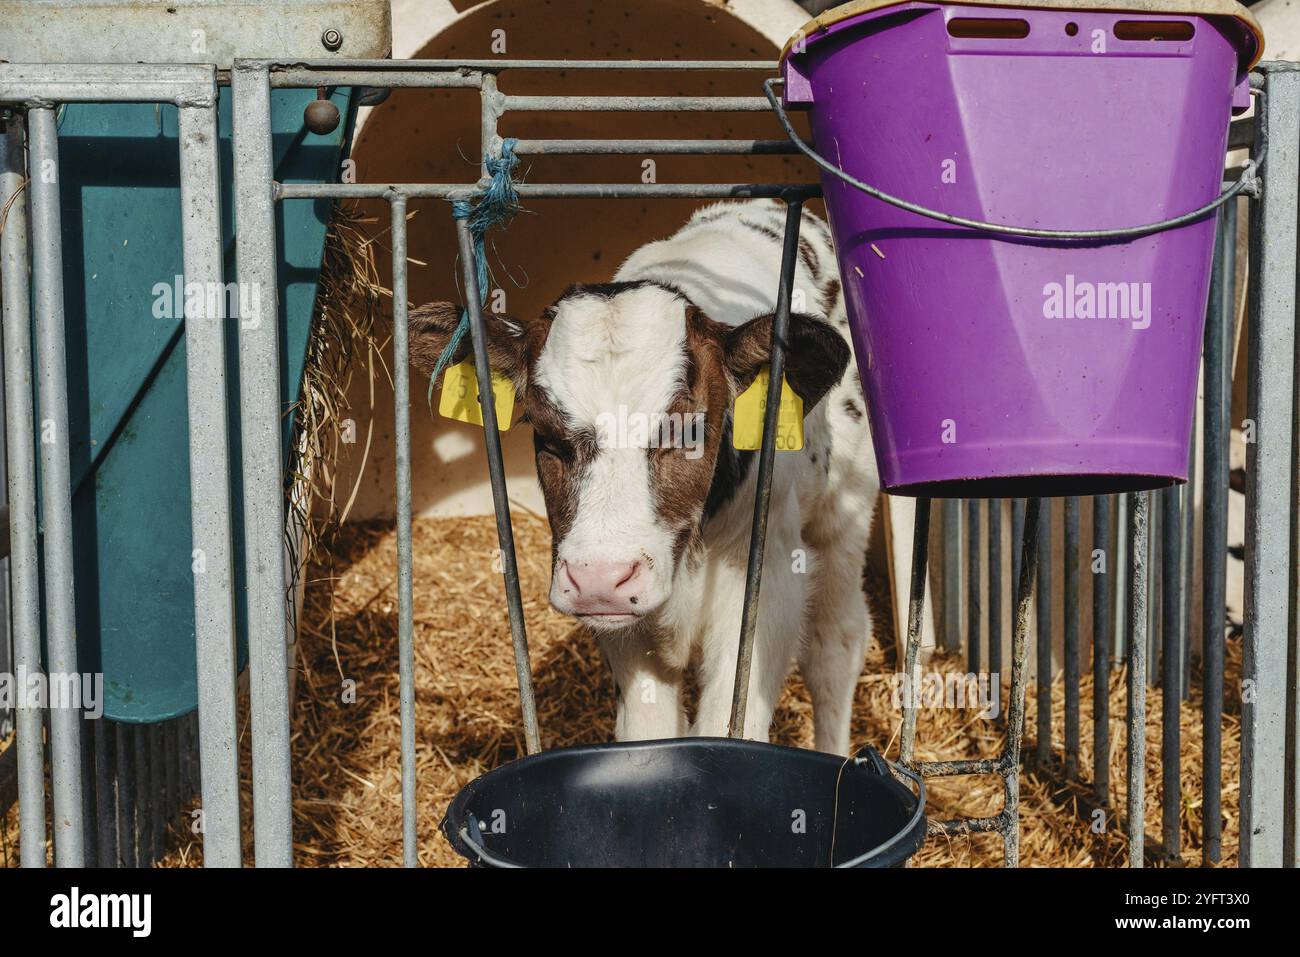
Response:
[409, 282, 849, 631]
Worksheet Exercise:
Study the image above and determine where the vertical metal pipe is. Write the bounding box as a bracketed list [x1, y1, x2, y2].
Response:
[1092, 495, 1112, 805]
[453, 215, 542, 754]
[80, 716, 97, 867]
[988, 500, 1002, 691]
[1148, 497, 1161, 689]
[1064, 496, 1080, 778]
[1002, 497, 1041, 867]
[967, 498, 981, 673]
[1127, 490, 1149, 868]
[1036, 498, 1052, 765]
[164, 719, 178, 825]
[178, 96, 242, 869]
[942, 499, 962, 655]
[27, 106, 83, 866]
[115, 722, 134, 868]
[232, 62, 293, 867]
[391, 196, 418, 866]
[1161, 484, 1182, 859]
[1113, 491, 1130, 659]
[133, 723, 149, 866]
[150, 722, 164, 859]
[1202, 202, 1232, 865]
[0, 111, 47, 868]
[729, 199, 802, 739]
[94, 718, 116, 867]
[1241, 65, 1297, 869]
[1011, 499, 1025, 625]
[900, 498, 932, 766]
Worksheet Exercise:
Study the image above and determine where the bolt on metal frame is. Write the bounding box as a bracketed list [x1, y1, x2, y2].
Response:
[0, 55, 1292, 869]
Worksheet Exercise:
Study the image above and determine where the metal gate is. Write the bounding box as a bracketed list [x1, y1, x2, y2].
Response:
[0, 55, 1295, 868]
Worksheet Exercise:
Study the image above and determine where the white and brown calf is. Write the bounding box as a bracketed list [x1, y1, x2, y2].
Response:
[410, 200, 880, 754]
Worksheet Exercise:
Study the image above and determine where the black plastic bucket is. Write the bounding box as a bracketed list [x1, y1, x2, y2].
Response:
[441, 737, 926, 868]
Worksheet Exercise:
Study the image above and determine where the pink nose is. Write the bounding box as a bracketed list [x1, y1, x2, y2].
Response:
[558, 560, 646, 615]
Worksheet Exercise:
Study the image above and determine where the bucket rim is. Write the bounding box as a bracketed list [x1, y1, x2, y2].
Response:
[780, 0, 1263, 70]
[440, 736, 928, 868]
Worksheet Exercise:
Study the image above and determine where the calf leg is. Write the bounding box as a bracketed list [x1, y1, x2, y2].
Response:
[800, 540, 872, 755]
[600, 631, 687, 741]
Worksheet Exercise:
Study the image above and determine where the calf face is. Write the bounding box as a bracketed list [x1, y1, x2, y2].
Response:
[409, 281, 849, 631]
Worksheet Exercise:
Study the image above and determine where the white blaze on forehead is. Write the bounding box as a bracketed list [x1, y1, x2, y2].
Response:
[534, 285, 689, 590]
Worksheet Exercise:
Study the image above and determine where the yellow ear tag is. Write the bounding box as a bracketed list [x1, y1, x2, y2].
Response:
[732, 366, 803, 451]
[438, 357, 514, 431]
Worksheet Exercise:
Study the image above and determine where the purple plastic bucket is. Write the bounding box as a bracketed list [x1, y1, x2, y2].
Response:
[782, 3, 1260, 496]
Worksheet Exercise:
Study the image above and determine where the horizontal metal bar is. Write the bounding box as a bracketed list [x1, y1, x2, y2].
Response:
[269, 70, 480, 89]
[0, 63, 216, 106]
[917, 757, 1005, 778]
[253, 58, 778, 73]
[501, 95, 771, 112]
[511, 139, 800, 155]
[275, 182, 820, 201]
[930, 814, 1008, 836]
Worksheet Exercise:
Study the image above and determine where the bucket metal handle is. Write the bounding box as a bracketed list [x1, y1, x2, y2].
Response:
[458, 812, 523, 868]
[764, 77, 1264, 242]
[833, 749, 928, 869]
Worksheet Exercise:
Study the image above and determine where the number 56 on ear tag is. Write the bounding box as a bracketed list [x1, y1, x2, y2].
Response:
[732, 366, 803, 451]
[439, 357, 515, 431]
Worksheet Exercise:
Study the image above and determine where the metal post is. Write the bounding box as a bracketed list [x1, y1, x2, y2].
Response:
[900, 498, 932, 765]
[93, 719, 116, 867]
[177, 94, 242, 868]
[1241, 65, 1297, 868]
[729, 199, 802, 739]
[1036, 499, 1052, 766]
[232, 61, 293, 867]
[27, 106, 83, 867]
[391, 196, 418, 866]
[1161, 483, 1182, 859]
[0, 111, 47, 868]
[942, 499, 962, 655]
[1003, 498, 1042, 867]
[1093, 494, 1111, 805]
[453, 215, 542, 755]
[133, 723, 149, 866]
[967, 498, 981, 673]
[1202, 202, 1233, 865]
[988, 500, 1002, 693]
[1127, 491, 1149, 867]
[115, 722, 134, 868]
[1064, 496, 1080, 778]
[1113, 491, 1130, 659]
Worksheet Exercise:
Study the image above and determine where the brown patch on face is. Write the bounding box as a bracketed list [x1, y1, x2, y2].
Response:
[648, 305, 735, 563]
[525, 383, 595, 562]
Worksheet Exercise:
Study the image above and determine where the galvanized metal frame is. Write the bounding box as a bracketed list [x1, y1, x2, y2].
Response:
[0, 54, 1292, 870]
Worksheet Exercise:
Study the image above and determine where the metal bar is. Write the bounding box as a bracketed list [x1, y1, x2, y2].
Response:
[1241, 64, 1298, 869]
[115, 722, 134, 868]
[150, 722, 164, 860]
[164, 719, 178, 826]
[511, 139, 800, 156]
[1202, 202, 1233, 865]
[1093, 494, 1112, 806]
[0, 110, 46, 868]
[1127, 491, 1150, 868]
[1036, 498, 1052, 766]
[93, 719, 115, 868]
[502, 95, 770, 112]
[453, 216, 542, 755]
[918, 757, 1003, 777]
[1113, 491, 1130, 658]
[276, 182, 822, 201]
[1161, 484, 1182, 859]
[27, 105, 83, 867]
[232, 61, 294, 867]
[79, 716, 97, 867]
[270, 70, 481, 89]
[177, 96, 242, 869]
[900, 498, 933, 765]
[730, 199, 802, 739]
[1011, 498, 1025, 613]
[0, 63, 217, 106]
[988, 500, 1002, 693]
[1148, 493, 1161, 689]
[1064, 496, 1080, 779]
[259, 57, 779, 72]
[941, 499, 961, 655]
[133, 724, 149, 866]
[390, 197, 419, 866]
[967, 498, 981, 672]
[1003, 498, 1042, 867]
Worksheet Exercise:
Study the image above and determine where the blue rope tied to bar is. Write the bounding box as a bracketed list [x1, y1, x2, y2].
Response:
[427, 138, 522, 402]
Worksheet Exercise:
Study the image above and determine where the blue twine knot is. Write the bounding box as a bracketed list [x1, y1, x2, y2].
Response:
[428, 138, 521, 398]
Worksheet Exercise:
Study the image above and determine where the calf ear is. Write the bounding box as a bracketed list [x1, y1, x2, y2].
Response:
[408, 301, 532, 390]
[723, 313, 851, 412]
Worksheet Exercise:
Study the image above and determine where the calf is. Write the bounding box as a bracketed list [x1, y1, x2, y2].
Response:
[409, 200, 880, 753]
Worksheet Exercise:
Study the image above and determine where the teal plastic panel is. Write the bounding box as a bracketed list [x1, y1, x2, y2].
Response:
[42, 86, 354, 721]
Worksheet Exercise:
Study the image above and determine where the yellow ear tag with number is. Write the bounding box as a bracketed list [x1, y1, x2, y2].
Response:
[732, 366, 803, 451]
[438, 357, 514, 431]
